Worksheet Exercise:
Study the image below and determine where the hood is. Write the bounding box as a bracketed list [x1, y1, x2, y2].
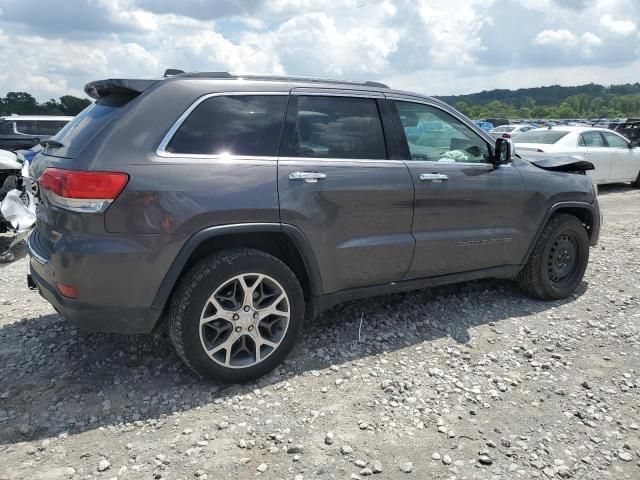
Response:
[520, 154, 594, 173]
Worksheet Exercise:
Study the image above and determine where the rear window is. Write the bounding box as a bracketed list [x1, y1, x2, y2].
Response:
[47, 93, 135, 158]
[515, 130, 569, 144]
[165, 95, 288, 156]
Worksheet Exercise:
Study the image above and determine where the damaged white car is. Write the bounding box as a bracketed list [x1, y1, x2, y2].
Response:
[0, 148, 36, 261]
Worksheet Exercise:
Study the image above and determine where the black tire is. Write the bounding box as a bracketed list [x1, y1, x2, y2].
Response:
[168, 248, 304, 383]
[632, 170, 640, 188]
[518, 214, 589, 300]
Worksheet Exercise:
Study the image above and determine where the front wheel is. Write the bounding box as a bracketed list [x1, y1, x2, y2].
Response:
[168, 248, 304, 383]
[518, 214, 589, 300]
[632, 170, 640, 188]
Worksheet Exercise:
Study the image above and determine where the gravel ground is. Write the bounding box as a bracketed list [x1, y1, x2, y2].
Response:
[0, 185, 639, 480]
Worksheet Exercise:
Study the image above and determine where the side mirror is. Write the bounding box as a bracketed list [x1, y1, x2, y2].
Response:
[494, 137, 511, 165]
[629, 141, 638, 149]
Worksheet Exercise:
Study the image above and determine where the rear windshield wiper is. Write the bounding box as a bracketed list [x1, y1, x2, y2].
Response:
[40, 139, 64, 148]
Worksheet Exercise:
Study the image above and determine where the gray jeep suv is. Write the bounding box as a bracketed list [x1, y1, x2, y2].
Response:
[27, 72, 601, 383]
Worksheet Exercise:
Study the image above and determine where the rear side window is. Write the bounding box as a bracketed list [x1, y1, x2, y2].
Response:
[165, 95, 288, 156]
[515, 130, 569, 144]
[578, 131, 605, 147]
[286, 96, 386, 159]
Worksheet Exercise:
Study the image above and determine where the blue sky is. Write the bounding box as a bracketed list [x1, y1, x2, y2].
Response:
[0, 0, 638, 100]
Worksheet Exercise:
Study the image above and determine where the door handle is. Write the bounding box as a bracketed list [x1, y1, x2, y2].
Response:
[420, 173, 449, 182]
[289, 171, 327, 183]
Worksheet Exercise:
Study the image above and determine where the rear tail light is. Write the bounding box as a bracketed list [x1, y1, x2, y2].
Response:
[39, 168, 128, 212]
[502, 133, 511, 139]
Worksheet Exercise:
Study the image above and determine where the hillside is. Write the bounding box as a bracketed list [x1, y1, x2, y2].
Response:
[437, 83, 640, 119]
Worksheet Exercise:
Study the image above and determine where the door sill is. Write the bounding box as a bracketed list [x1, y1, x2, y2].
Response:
[312, 265, 522, 317]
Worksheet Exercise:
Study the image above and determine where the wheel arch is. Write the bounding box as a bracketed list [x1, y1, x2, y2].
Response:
[152, 223, 323, 315]
[522, 201, 597, 265]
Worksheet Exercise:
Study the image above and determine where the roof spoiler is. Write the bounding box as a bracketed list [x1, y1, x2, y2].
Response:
[84, 78, 160, 100]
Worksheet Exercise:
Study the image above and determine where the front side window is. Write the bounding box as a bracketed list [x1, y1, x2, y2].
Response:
[602, 132, 628, 148]
[287, 96, 386, 159]
[579, 131, 605, 147]
[393, 101, 491, 163]
[166, 95, 288, 156]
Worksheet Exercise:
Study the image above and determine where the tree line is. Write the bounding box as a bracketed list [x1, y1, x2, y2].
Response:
[438, 83, 640, 119]
[0, 92, 91, 116]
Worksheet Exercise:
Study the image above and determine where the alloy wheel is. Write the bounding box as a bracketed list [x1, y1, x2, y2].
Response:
[198, 273, 290, 369]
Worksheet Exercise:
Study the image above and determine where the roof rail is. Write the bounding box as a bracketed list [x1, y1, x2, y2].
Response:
[178, 72, 390, 88]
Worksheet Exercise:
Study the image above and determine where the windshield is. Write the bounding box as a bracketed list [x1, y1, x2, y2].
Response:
[515, 130, 569, 144]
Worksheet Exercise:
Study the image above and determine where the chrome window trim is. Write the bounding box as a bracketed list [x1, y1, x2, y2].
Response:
[156, 91, 288, 158]
[384, 93, 500, 167]
[279, 156, 404, 165]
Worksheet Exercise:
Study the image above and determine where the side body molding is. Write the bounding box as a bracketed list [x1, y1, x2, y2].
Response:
[151, 223, 323, 311]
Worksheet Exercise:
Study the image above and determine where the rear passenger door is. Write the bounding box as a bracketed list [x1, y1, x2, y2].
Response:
[277, 89, 415, 293]
[577, 131, 611, 183]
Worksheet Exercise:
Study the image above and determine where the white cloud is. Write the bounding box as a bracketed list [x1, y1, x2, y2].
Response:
[600, 14, 636, 36]
[0, 0, 638, 101]
[534, 29, 579, 45]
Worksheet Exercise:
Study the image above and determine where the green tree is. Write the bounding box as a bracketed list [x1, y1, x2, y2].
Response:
[2, 92, 39, 115]
[59, 95, 91, 115]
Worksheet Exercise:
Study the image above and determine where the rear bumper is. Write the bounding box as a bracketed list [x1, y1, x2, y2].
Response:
[27, 263, 162, 333]
[28, 267, 161, 333]
[26, 229, 182, 334]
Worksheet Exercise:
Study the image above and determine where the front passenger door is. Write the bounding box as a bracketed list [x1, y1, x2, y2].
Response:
[388, 98, 529, 279]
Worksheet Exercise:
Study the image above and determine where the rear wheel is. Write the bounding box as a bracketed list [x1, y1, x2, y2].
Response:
[169, 248, 304, 383]
[518, 214, 589, 300]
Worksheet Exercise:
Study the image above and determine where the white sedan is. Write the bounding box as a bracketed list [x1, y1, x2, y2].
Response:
[514, 126, 640, 186]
